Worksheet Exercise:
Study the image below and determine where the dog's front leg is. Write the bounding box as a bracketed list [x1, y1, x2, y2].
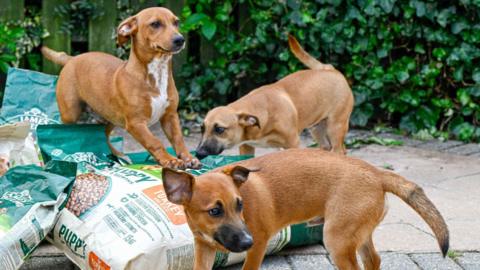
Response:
[160, 110, 201, 168]
[193, 240, 216, 270]
[125, 120, 185, 169]
[241, 238, 268, 270]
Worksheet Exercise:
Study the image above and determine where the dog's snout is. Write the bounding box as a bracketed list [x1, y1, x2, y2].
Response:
[195, 148, 208, 160]
[214, 224, 254, 253]
[172, 35, 185, 48]
[237, 232, 253, 250]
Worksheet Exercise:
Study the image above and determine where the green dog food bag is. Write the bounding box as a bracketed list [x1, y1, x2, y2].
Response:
[0, 161, 76, 270]
[0, 68, 61, 129]
[36, 124, 115, 169]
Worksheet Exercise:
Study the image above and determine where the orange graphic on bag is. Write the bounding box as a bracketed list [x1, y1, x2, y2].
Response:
[88, 252, 110, 270]
[143, 185, 187, 225]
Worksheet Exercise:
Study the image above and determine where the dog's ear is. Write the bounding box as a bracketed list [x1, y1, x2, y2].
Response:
[223, 165, 260, 186]
[162, 168, 195, 205]
[117, 16, 138, 45]
[238, 113, 260, 129]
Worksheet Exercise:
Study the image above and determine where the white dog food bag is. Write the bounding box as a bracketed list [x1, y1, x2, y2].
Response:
[0, 122, 43, 176]
[49, 164, 291, 270]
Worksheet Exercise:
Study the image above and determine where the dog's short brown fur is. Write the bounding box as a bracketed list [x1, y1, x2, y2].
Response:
[196, 36, 354, 159]
[41, 7, 200, 169]
[162, 149, 449, 270]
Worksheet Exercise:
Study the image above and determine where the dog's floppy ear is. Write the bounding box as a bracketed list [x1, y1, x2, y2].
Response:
[117, 16, 138, 45]
[162, 168, 195, 205]
[238, 113, 260, 129]
[223, 165, 260, 186]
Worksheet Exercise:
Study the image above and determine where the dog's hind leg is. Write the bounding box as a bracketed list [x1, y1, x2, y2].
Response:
[323, 222, 361, 270]
[325, 115, 349, 155]
[359, 234, 381, 270]
[56, 66, 83, 124]
[309, 119, 331, 150]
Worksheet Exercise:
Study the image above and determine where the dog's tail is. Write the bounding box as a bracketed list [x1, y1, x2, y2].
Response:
[40, 46, 73, 66]
[288, 35, 334, 70]
[382, 170, 449, 257]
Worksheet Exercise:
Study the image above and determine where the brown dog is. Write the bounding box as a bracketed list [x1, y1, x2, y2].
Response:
[41, 7, 200, 169]
[162, 148, 449, 270]
[195, 36, 354, 159]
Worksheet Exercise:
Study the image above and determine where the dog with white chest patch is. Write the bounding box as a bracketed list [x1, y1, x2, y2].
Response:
[41, 7, 200, 169]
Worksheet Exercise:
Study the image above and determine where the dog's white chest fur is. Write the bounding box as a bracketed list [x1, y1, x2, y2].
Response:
[147, 56, 171, 126]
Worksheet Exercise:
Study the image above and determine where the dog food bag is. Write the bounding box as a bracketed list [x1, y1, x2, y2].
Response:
[0, 122, 43, 176]
[49, 163, 300, 270]
[0, 161, 76, 270]
[0, 68, 61, 129]
[36, 124, 115, 168]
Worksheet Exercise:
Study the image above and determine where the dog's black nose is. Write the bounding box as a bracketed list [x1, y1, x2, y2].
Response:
[195, 148, 208, 160]
[237, 234, 253, 251]
[172, 35, 185, 48]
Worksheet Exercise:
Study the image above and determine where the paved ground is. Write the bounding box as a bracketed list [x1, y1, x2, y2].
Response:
[21, 126, 480, 269]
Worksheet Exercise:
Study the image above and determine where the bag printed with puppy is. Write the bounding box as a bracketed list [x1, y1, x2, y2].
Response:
[50, 159, 322, 270]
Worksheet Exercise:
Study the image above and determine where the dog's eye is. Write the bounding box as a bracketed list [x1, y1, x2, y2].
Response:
[236, 199, 243, 212]
[214, 125, 226, 135]
[173, 20, 180, 28]
[150, 21, 162, 29]
[208, 207, 223, 217]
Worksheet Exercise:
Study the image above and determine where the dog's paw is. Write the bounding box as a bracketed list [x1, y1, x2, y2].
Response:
[159, 157, 186, 170]
[179, 153, 202, 169]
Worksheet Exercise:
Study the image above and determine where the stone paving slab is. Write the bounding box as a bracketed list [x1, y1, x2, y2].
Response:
[416, 140, 465, 152]
[288, 255, 334, 270]
[455, 252, 480, 270]
[380, 253, 420, 270]
[444, 143, 480, 156]
[410, 253, 463, 270]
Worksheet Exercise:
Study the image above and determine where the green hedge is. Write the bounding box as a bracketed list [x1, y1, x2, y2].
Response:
[178, 0, 480, 141]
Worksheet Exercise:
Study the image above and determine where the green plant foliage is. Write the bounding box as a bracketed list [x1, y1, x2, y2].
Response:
[177, 0, 480, 141]
[55, 0, 105, 40]
[0, 6, 47, 103]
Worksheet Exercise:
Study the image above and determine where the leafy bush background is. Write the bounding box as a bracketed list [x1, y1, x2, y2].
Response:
[177, 0, 480, 141]
[1, 0, 479, 141]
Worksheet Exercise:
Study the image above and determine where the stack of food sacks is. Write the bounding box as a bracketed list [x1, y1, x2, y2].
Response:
[0, 68, 323, 270]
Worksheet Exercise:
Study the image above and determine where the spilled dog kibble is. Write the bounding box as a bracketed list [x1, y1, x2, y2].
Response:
[66, 173, 109, 217]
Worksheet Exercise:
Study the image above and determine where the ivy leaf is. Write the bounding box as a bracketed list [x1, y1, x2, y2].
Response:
[451, 21, 469, 34]
[184, 13, 208, 28]
[472, 68, 480, 83]
[414, 43, 425, 54]
[452, 122, 475, 141]
[0, 61, 9, 73]
[201, 20, 217, 40]
[411, 0, 426, 17]
[287, 0, 301, 10]
[380, 0, 396, 13]
[396, 71, 410, 83]
[432, 48, 447, 59]
[350, 104, 373, 127]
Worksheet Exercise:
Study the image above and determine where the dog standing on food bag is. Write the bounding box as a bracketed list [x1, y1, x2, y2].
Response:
[162, 148, 449, 270]
[196, 36, 354, 159]
[41, 7, 200, 169]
